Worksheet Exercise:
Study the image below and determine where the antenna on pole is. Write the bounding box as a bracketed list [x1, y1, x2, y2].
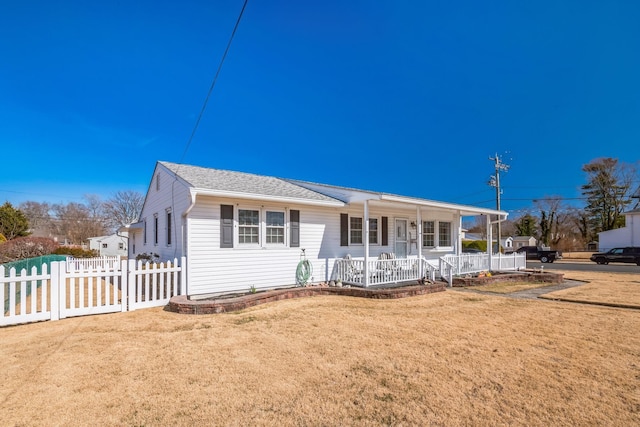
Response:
[488, 153, 510, 253]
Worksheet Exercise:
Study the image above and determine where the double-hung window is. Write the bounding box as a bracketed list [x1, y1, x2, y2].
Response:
[439, 221, 451, 247]
[153, 214, 158, 245]
[266, 211, 285, 244]
[422, 220, 452, 248]
[238, 209, 260, 244]
[422, 221, 435, 247]
[369, 218, 379, 244]
[350, 217, 363, 245]
[166, 208, 172, 246]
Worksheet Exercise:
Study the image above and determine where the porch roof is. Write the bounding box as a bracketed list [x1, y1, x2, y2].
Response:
[290, 180, 507, 218]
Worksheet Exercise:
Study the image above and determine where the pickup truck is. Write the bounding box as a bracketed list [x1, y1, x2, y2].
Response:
[590, 247, 640, 265]
[515, 246, 562, 263]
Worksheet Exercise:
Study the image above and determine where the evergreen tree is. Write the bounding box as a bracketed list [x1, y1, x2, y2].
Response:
[0, 202, 31, 240]
[581, 158, 633, 234]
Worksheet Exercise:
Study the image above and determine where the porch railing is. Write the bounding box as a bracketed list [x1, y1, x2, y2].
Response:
[336, 257, 436, 287]
[440, 253, 526, 285]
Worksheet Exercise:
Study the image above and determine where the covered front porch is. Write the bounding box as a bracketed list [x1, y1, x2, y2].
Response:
[334, 252, 527, 287]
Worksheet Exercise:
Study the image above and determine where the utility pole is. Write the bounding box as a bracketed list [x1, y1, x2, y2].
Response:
[488, 153, 509, 253]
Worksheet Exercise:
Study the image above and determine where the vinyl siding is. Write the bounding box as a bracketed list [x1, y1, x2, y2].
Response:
[134, 164, 191, 262]
[184, 198, 461, 296]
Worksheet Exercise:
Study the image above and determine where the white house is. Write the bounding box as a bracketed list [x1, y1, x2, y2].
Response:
[124, 161, 508, 298]
[597, 208, 640, 251]
[88, 232, 128, 257]
[512, 236, 537, 249]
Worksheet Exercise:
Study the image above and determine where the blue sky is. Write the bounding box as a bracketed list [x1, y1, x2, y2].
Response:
[1, 1, 639, 216]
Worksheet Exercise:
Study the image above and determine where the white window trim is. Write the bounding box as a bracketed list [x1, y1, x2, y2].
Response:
[153, 213, 159, 246]
[235, 206, 289, 248]
[265, 209, 286, 246]
[422, 219, 453, 250]
[349, 216, 363, 246]
[368, 216, 380, 246]
[166, 208, 172, 247]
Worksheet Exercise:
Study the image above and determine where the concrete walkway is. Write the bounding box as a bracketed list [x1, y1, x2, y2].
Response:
[451, 280, 640, 310]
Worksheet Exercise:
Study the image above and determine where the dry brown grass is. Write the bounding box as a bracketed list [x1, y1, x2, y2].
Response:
[1, 271, 639, 426]
[467, 281, 556, 294]
[546, 270, 640, 307]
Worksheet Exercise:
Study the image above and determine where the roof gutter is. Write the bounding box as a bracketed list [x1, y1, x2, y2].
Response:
[192, 188, 345, 207]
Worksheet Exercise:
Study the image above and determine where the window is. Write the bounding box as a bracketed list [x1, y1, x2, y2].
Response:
[439, 222, 451, 247]
[143, 218, 147, 244]
[102, 243, 108, 249]
[153, 214, 158, 245]
[119, 243, 124, 250]
[350, 217, 363, 244]
[166, 208, 172, 246]
[238, 209, 259, 244]
[266, 211, 285, 244]
[369, 218, 378, 244]
[422, 221, 435, 247]
[156, 173, 160, 191]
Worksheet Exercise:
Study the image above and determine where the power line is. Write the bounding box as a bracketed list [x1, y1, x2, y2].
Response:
[178, 0, 249, 163]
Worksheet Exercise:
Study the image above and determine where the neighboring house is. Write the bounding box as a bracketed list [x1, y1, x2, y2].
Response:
[512, 236, 537, 249]
[501, 237, 513, 251]
[124, 161, 507, 298]
[461, 232, 485, 242]
[88, 233, 128, 257]
[597, 208, 640, 252]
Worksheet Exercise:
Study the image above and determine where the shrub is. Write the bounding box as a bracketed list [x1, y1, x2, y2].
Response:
[135, 252, 160, 263]
[463, 240, 487, 252]
[52, 246, 99, 258]
[0, 237, 59, 263]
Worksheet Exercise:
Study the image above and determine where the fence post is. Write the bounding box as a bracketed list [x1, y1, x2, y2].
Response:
[180, 256, 187, 295]
[127, 259, 136, 311]
[120, 259, 128, 312]
[50, 262, 60, 321]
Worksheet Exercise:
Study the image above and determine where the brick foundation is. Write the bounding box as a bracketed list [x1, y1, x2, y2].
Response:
[168, 282, 446, 314]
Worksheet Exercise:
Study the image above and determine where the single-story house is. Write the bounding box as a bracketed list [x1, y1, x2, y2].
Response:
[88, 232, 128, 257]
[512, 236, 537, 249]
[597, 208, 640, 251]
[124, 161, 507, 298]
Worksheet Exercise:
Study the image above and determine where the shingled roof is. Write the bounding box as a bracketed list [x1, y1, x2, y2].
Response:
[159, 161, 344, 204]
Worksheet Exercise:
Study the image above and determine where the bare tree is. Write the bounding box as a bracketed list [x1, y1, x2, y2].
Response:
[535, 197, 564, 247]
[52, 202, 106, 245]
[102, 190, 144, 231]
[19, 201, 53, 237]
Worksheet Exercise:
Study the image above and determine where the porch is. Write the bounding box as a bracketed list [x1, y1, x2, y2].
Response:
[335, 252, 526, 287]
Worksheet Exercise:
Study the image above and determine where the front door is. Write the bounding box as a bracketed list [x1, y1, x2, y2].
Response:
[395, 219, 408, 258]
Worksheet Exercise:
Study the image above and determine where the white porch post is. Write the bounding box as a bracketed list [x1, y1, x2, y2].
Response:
[416, 206, 422, 278]
[364, 200, 370, 287]
[456, 211, 462, 255]
[486, 215, 493, 267]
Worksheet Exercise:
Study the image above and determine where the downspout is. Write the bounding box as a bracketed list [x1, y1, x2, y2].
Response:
[181, 189, 197, 296]
[364, 200, 370, 287]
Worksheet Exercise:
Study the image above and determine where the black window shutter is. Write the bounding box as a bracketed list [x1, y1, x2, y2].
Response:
[381, 216, 388, 246]
[220, 205, 234, 248]
[290, 210, 300, 247]
[340, 213, 349, 246]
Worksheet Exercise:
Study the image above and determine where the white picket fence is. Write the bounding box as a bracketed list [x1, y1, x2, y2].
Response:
[1, 257, 186, 327]
[66, 255, 121, 271]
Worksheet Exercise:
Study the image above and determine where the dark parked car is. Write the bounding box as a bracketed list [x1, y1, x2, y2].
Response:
[515, 246, 562, 263]
[590, 247, 640, 265]
[462, 247, 483, 254]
